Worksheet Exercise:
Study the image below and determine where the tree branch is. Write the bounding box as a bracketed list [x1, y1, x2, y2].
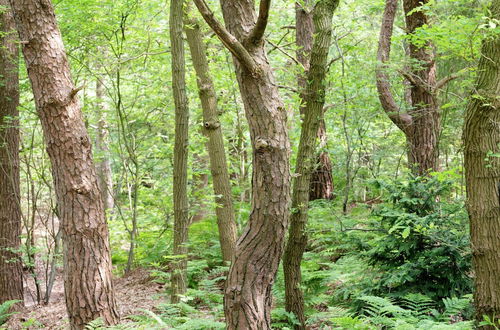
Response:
[375, 0, 413, 133]
[193, 0, 260, 75]
[435, 72, 461, 90]
[247, 0, 271, 45]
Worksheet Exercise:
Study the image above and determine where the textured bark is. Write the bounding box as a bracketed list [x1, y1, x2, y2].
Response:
[283, 1, 339, 328]
[170, 0, 189, 304]
[9, 1, 119, 328]
[463, 0, 500, 327]
[376, 0, 440, 175]
[194, 0, 292, 327]
[403, 0, 440, 175]
[185, 16, 237, 262]
[95, 75, 114, 213]
[0, 0, 23, 306]
[295, 1, 334, 200]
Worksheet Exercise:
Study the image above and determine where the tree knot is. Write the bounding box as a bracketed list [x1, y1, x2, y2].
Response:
[203, 120, 220, 130]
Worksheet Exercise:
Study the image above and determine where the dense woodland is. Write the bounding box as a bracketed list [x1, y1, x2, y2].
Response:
[0, 0, 499, 329]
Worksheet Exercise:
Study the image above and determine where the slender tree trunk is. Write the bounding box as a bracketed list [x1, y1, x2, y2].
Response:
[0, 0, 23, 307]
[185, 16, 237, 262]
[194, 0, 292, 327]
[464, 0, 500, 327]
[95, 74, 114, 213]
[376, 0, 440, 176]
[9, 1, 119, 328]
[309, 120, 334, 200]
[295, 1, 334, 201]
[283, 2, 339, 327]
[170, 0, 189, 304]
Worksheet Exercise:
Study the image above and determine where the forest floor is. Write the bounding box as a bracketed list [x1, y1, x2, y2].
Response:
[6, 268, 166, 329]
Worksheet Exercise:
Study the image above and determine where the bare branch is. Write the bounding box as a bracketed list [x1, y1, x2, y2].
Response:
[376, 0, 413, 133]
[247, 0, 271, 44]
[267, 39, 302, 67]
[435, 73, 461, 90]
[193, 0, 260, 75]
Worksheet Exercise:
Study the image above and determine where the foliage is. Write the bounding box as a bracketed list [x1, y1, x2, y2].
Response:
[364, 175, 472, 300]
[0, 300, 20, 325]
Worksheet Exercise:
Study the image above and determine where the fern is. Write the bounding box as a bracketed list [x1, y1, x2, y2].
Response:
[0, 300, 20, 325]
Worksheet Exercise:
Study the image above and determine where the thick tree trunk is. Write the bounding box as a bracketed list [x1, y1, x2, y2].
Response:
[283, 1, 339, 328]
[194, 0, 292, 327]
[0, 0, 24, 306]
[295, 1, 334, 200]
[464, 0, 500, 327]
[185, 16, 237, 263]
[9, 1, 119, 328]
[95, 75, 114, 213]
[376, 0, 440, 176]
[403, 0, 440, 175]
[170, 0, 189, 304]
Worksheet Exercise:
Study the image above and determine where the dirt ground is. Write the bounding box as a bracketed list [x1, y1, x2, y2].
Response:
[5, 268, 166, 329]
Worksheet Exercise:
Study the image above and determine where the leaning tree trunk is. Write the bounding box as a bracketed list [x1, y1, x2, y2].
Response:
[0, 0, 24, 307]
[295, 0, 334, 200]
[185, 15, 237, 263]
[283, 1, 339, 328]
[376, 0, 441, 176]
[9, 1, 119, 328]
[170, 0, 190, 304]
[463, 0, 500, 327]
[194, 0, 292, 327]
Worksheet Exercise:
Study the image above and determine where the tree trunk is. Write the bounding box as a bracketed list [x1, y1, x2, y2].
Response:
[9, 1, 119, 328]
[194, 0, 292, 327]
[463, 0, 500, 327]
[376, 0, 440, 176]
[283, 1, 339, 327]
[295, 1, 334, 200]
[185, 16, 237, 263]
[95, 74, 114, 213]
[0, 0, 24, 307]
[403, 0, 440, 175]
[309, 120, 334, 200]
[170, 0, 189, 304]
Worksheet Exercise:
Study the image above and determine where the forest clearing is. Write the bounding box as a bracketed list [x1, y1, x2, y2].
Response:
[0, 0, 499, 329]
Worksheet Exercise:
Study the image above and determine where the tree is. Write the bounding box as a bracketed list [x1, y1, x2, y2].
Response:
[185, 12, 237, 263]
[8, 0, 119, 328]
[0, 0, 23, 306]
[170, 0, 190, 304]
[295, 0, 334, 201]
[463, 0, 500, 326]
[376, 0, 447, 175]
[194, 0, 292, 327]
[283, 0, 339, 327]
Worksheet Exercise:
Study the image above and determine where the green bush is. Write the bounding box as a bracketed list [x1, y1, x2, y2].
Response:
[365, 175, 472, 300]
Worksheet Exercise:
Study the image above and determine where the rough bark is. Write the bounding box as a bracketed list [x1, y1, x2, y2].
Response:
[283, 1, 339, 328]
[95, 74, 114, 213]
[0, 0, 23, 306]
[295, 1, 334, 200]
[194, 0, 292, 328]
[463, 0, 500, 327]
[170, 0, 189, 304]
[9, 0, 119, 328]
[185, 15, 237, 262]
[376, 0, 440, 175]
